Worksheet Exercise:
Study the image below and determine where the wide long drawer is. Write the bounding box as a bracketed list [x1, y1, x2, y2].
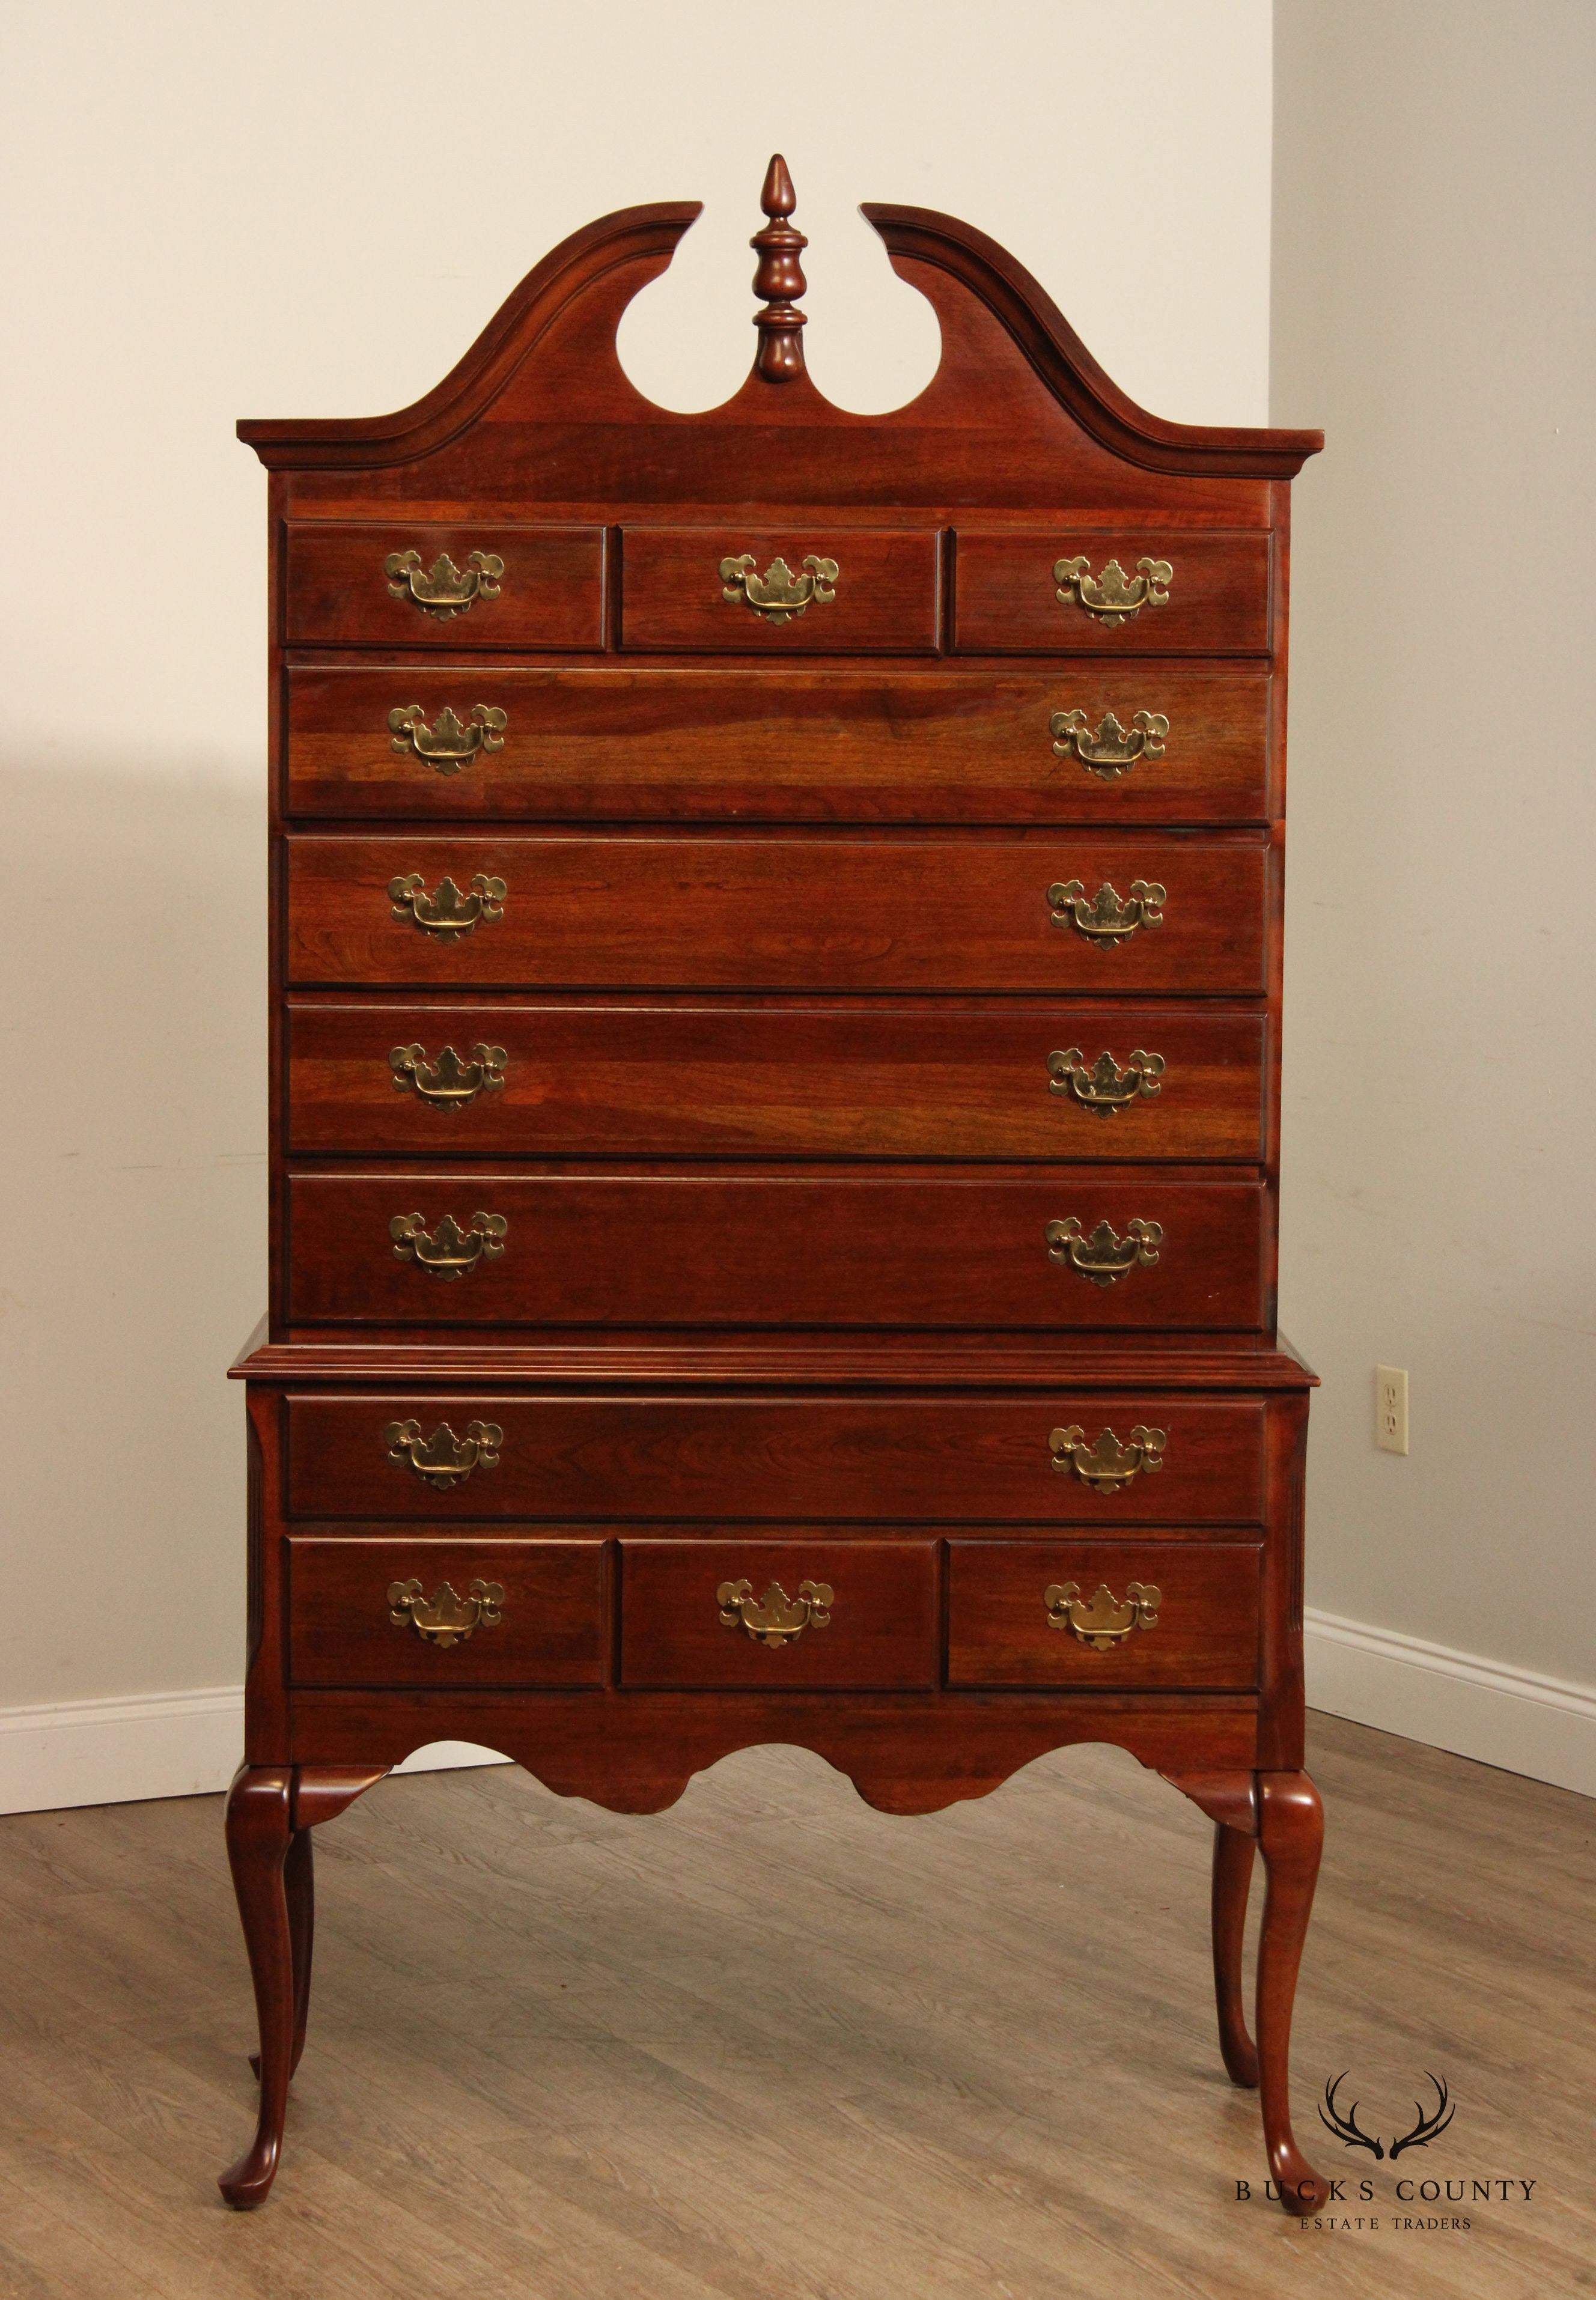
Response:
[286, 1003, 1265, 1158]
[287, 1535, 606, 1688]
[283, 835, 1268, 993]
[284, 1393, 1267, 1524]
[946, 1539, 1261, 1688]
[284, 1171, 1268, 1328]
[283, 664, 1273, 824]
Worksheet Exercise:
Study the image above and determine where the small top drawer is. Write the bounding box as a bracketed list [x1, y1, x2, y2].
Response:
[285, 522, 606, 649]
[621, 526, 939, 653]
[953, 531, 1271, 656]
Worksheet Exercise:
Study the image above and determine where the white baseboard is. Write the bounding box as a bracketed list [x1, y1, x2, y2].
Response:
[0, 1686, 505, 1818]
[1305, 1608, 1596, 1798]
[4, 1617, 1591, 1816]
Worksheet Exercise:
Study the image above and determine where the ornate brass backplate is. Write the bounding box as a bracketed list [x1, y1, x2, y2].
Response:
[1047, 1046, 1166, 1113]
[716, 1577, 834, 1647]
[1053, 555, 1173, 626]
[383, 549, 505, 618]
[1046, 878, 1166, 943]
[390, 1042, 508, 1107]
[1044, 1216, 1163, 1287]
[388, 872, 507, 939]
[387, 1578, 505, 1648]
[1049, 1423, 1168, 1492]
[383, 1419, 504, 1488]
[1044, 1580, 1163, 1649]
[719, 552, 839, 623]
[389, 1211, 508, 1279]
[388, 703, 508, 773]
[1049, 707, 1170, 777]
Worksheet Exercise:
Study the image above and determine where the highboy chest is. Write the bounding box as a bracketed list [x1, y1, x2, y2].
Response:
[223, 160, 1327, 2210]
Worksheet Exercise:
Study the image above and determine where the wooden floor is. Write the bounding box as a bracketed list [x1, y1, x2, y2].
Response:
[0, 1713, 1590, 2299]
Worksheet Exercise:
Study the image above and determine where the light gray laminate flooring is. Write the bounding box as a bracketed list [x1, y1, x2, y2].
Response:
[0, 1713, 1589, 2299]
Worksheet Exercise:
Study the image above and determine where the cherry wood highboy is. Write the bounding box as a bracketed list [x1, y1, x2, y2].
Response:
[224, 159, 1327, 2210]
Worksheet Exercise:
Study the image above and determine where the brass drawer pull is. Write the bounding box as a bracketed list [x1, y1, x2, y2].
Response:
[1047, 877, 1165, 943]
[1046, 1216, 1163, 1287]
[1053, 553, 1172, 626]
[383, 1418, 503, 1488]
[1044, 1580, 1162, 1649]
[389, 1211, 508, 1279]
[717, 1576, 833, 1647]
[1049, 1423, 1168, 1491]
[389, 872, 506, 939]
[1050, 707, 1169, 777]
[720, 552, 838, 624]
[388, 703, 508, 774]
[390, 1042, 507, 1108]
[388, 1577, 504, 1647]
[383, 548, 504, 618]
[1047, 1046, 1165, 1113]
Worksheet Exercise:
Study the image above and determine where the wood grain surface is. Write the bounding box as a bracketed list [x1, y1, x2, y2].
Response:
[953, 529, 1272, 654]
[286, 1003, 1270, 1161]
[282, 663, 1274, 824]
[285, 522, 606, 649]
[282, 834, 1269, 997]
[281, 1170, 1269, 1328]
[282, 1390, 1267, 1524]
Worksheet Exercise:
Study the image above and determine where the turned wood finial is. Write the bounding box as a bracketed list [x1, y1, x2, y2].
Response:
[751, 153, 808, 383]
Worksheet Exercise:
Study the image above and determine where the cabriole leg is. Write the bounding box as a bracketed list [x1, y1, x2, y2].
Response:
[1256, 1771, 1327, 2213]
[1211, 1821, 1259, 2087]
[248, 1826, 314, 2082]
[218, 1766, 294, 2209]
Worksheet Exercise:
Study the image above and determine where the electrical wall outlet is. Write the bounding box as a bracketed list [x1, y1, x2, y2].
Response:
[1376, 1365, 1409, 1455]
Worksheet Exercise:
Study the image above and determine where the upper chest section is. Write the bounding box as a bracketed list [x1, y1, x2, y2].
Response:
[242, 158, 1319, 643]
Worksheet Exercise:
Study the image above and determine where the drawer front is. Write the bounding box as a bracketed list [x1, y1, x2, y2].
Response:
[620, 526, 939, 654]
[284, 522, 605, 649]
[285, 1395, 1267, 1524]
[287, 1003, 1266, 1160]
[286, 1535, 606, 1688]
[947, 1539, 1260, 1689]
[620, 1539, 937, 1688]
[284, 836, 1267, 994]
[284, 1172, 1267, 1328]
[284, 664, 1272, 824]
[953, 531, 1271, 656]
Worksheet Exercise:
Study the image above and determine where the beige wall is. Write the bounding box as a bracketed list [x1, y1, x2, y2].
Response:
[0, 3, 1273, 1745]
[1273, 7, 1596, 1691]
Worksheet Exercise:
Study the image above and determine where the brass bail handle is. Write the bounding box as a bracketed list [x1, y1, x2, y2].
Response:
[383, 548, 504, 618]
[720, 552, 839, 624]
[389, 873, 507, 939]
[1047, 879, 1166, 943]
[387, 1578, 505, 1648]
[1045, 1216, 1163, 1287]
[388, 703, 508, 773]
[1053, 554, 1173, 626]
[717, 1577, 834, 1648]
[1047, 1047, 1166, 1113]
[1044, 1581, 1162, 1649]
[1050, 707, 1170, 777]
[389, 1211, 508, 1279]
[383, 1418, 503, 1488]
[1049, 1423, 1168, 1491]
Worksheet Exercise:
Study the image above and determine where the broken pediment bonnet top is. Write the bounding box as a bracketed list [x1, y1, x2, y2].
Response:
[236, 156, 1321, 485]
